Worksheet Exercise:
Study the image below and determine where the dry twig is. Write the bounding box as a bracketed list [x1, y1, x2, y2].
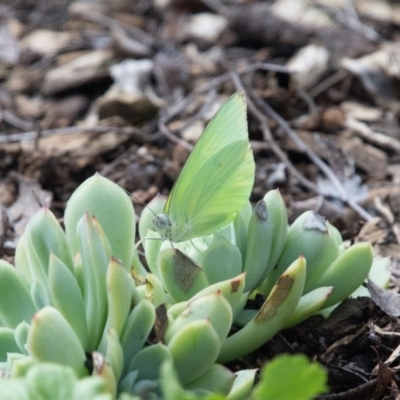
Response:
[229, 70, 373, 221]
[251, 89, 373, 221]
[0, 125, 152, 144]
[230, 72, 319, 193]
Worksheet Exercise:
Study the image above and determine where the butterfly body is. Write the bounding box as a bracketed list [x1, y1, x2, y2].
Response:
[152, 92, 255, 243]
[152, 213, 193, 243]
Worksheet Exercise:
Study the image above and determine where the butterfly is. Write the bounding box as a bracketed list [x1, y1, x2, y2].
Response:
[152, 91, 255, 243]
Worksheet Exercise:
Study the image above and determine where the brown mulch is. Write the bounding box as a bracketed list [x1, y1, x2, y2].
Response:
[1, 0, 400, 398]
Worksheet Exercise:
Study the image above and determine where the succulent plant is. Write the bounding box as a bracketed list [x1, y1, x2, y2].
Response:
[0, 171, 387, 400]
[139, 187, 385, 363]
[0, 174, 251, 399]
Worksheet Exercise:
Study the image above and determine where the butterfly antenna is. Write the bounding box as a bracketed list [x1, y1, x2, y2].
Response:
[130, 193, 158, 217]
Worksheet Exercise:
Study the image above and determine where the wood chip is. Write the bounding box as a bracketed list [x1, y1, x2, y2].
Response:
[345, 118, 400, 152]
[41, 49, 113, 95]
[20, 29, 75, 56]
[342, 137, 388, 178]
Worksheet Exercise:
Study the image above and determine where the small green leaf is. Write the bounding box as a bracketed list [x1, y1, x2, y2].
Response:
[251, 354, 328, 400]
[28, 363, 75, 400]
[30, 364, 111, 400]
[0, 364, 110, 400]
[48, 254, 88, 349]
[0, 327, 20, 361]
[199, 236, 242, 285]
[160, 359, 225, 400]
[165, 292, 232, 345]
[159, 249, 209, 302]
[218, 257, 306, 364]
[27, 307, 87, 377]
[77, 214, 110, 351]
[168, 320, 221, 384]
[24, 207, 74, 279]
[120, 300, 155, 374]
[0, 261, 36, 329]
[128, 343, 172, 382]
[64, 173, 136, 271]
[0, 380, 29, 400]
[183, 364, 235, 396]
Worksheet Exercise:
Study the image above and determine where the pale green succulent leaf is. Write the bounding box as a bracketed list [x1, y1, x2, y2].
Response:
[104, 328, 124, 382]
[77, 213, 110, 350]
[98, 258, 132, 353]
[167, 300, 188, 321]
[315, 242, 373, 308]
[0, 261, 36, 329]
[283, 286, 334, 329]
[91, 352, 117, 397]
[0, 380, 30, 400]
[118, 370, 139, 395]
[48, 253, 88, 349]
[165, 292, 232, 345]
[218, 256, 306, 363]
[14, 321, 30, 355]
[303, 222, 342, 294]
[143, 273, 167, 308]
[142, 229, 163, 277]
[192, 273, 246, 316]
[159, 249, 209, 303]
[30, 279, 50, 310]
[263, 211, 328, 296]
[74, 375, 112, 400]
[119, 394, 141, 400]
[261, 189, 288, 281]
[352, 256, 391, 298]
[199, 236, 242, 285]
[128, 343, 172, 381]
[161, 359, 224, 400]
[130, 379, 159, 398]
[27, 306, 87, 377]
[24, 207, 74, 277]
[183, 364, 235, 396]
[14, 232, 32, 284]
[226, 369, 257, 400]
[64, 173, 136, 270]
[168, 320, 221, 384]
[8, 354, 35, 378]
[120, 300, 155, 374]
[232, 201, 253, 260]
[0, 363, 111, 400]
[0, 328, 20, 362]
[233, 308, 257, 328]
[28, 362, 76, 400]
[243, 200, 274, 292]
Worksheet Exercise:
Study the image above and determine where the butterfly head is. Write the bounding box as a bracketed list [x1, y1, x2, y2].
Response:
[152, 213, 171, 239]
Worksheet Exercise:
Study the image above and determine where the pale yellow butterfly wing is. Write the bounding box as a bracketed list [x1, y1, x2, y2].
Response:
[163, 91, 255, 242]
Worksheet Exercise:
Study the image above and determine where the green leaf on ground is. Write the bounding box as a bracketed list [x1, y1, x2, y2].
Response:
[251, 354, 328, 400]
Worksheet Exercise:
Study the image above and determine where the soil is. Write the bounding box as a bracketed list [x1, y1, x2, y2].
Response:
[1, 0, 400, 398]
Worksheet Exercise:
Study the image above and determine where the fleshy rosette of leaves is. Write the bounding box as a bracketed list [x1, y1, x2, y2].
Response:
[0, 173, 390, 400]
[139, 186, 387, 362]
[0, 355, 326, 400]
[0, 363, 113, 400]
[0, 174, 156, 398]
[249, 354, 328, 400]
[0, 175, 256, 399]
[156, 354, 328, 400]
